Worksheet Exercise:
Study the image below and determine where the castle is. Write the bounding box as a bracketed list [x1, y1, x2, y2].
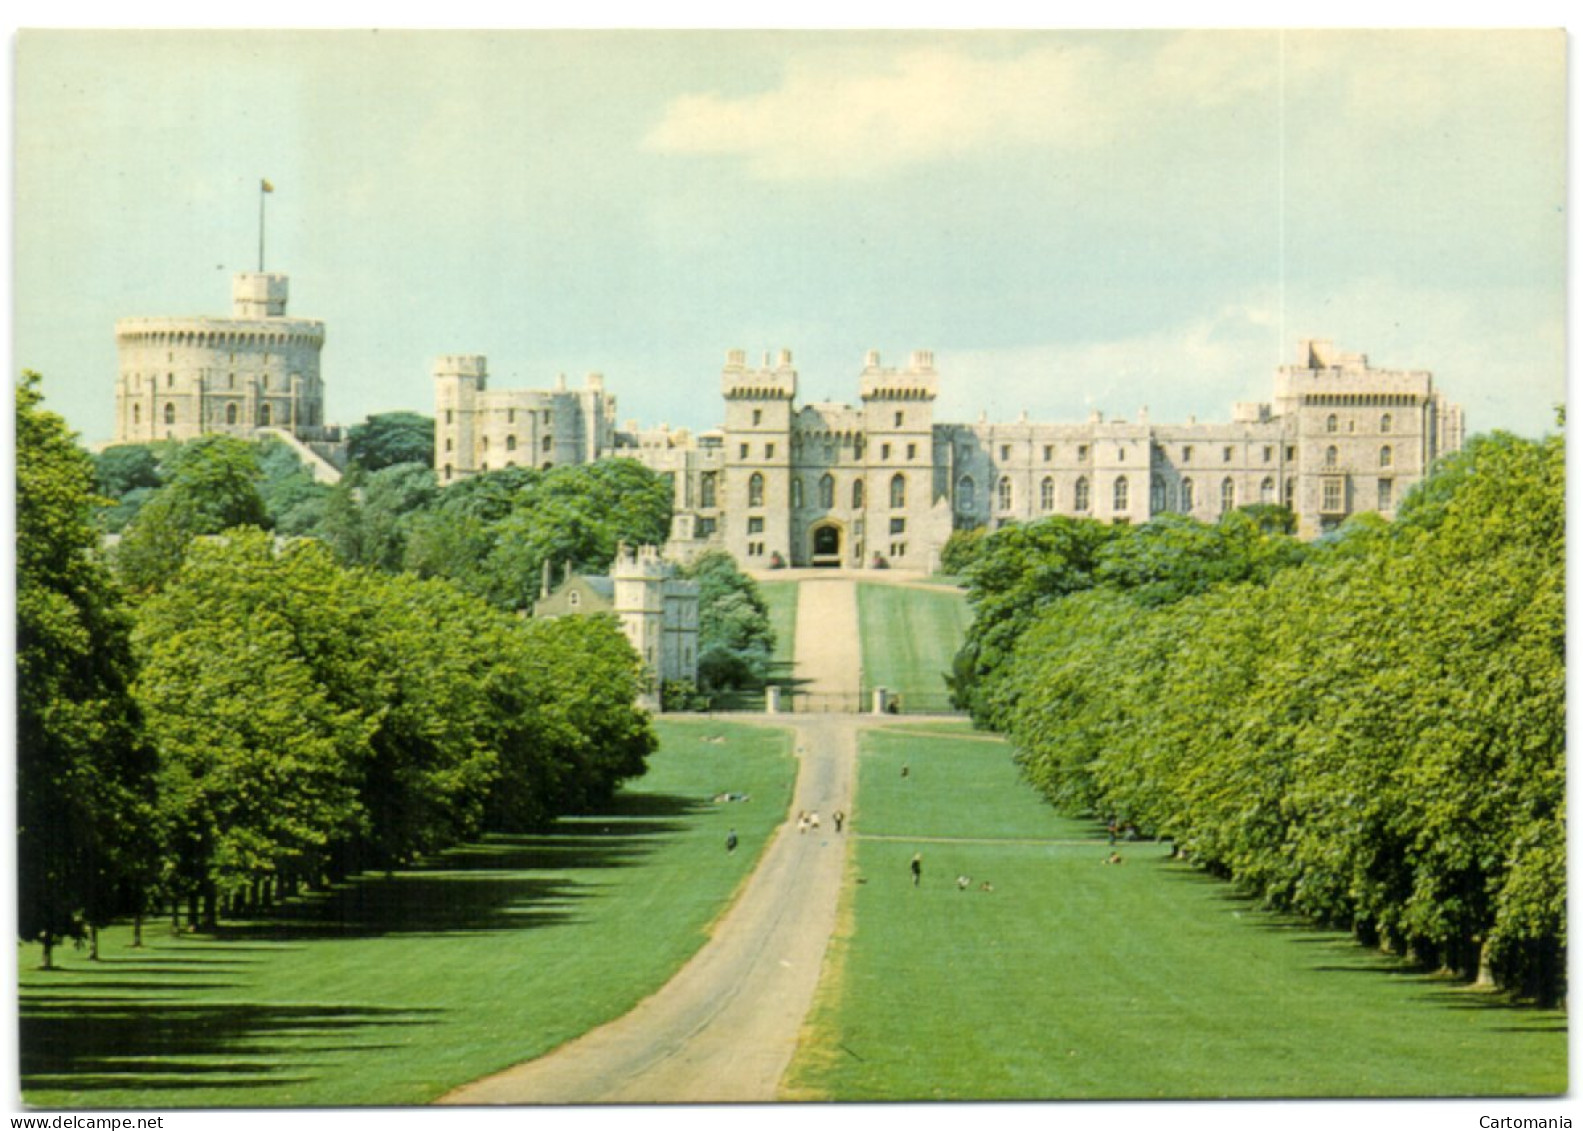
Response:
[112, 273, 344, 480]
[108, 272, 1467, 567]
[435, 341, 1464, 560]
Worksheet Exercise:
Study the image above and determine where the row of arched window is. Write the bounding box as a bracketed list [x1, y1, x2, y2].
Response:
[477, 434, 554, 454]
[133, 402, 284, 427]
[961, 473, 1290, 515]
[1327, 412, 1394, 434]
[747, 471, 906, 509]
[1323, 445, 1393, 469]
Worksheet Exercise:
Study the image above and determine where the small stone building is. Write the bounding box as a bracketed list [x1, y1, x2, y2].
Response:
[533, 544, 700, 710]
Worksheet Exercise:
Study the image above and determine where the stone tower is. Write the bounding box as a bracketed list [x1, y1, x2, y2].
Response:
[721, 349, 798, 566]
[113, 272, 326, 445]
[432, 354, 488, 481]
[859, 350, 943, 567]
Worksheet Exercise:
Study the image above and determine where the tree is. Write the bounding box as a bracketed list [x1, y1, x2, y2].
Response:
[113, 435, 270, 592]
[346, 412, 435, 472]
[681, 550, 776, 693]
[319, 462, 438, 571]
[16, 374, 157, 966]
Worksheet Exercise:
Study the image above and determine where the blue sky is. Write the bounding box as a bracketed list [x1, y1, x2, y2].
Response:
[13, 28, 1567, 446]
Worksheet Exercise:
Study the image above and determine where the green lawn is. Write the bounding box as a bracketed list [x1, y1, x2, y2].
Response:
[19, 719, 796, 1108]
[784, 725, 1567, 1101]
[757, 579, 798, 673]
[857, 582, 970, 712]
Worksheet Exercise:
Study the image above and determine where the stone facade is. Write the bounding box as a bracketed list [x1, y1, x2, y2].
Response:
[532, 545, 700, 708]
[436, 337, 1463, 565]
[114, 273, 337, 455]
[433, 355, 616, 482]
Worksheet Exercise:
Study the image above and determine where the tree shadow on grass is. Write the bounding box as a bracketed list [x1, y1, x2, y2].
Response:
[20, 1000, 440, 1099]
[213, 791, 708, 941]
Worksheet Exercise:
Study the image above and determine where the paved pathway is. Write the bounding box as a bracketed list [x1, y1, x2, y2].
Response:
[439, 576, 867, 1105]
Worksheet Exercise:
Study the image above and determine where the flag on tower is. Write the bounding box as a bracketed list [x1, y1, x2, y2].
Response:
[261, 178, 275, 193]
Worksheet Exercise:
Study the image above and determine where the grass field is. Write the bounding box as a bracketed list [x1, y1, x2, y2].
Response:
[783, 724, 1568, 1101]
[857, 583, 970, 711]
[18, 720, 796, 1108]
[757, 579, 799, 673]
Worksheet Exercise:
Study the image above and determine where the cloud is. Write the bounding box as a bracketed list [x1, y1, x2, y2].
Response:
[643, 41, 1136, 180]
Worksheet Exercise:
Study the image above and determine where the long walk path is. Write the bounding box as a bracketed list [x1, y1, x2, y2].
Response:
[792, 576, 862, 700]
[439, 581, 861, 1105]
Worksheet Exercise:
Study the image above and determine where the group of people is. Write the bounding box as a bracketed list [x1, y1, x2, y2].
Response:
[797, 809, 847, 835]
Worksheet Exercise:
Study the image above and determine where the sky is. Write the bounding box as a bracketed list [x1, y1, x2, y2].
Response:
[12, 28, 1568, 447]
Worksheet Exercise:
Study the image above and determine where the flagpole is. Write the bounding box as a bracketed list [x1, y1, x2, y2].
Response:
[258, 179, 267, 272]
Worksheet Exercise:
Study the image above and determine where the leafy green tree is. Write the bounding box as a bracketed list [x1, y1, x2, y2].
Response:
[92, 443, 166, 532]
[113, 435, 269, 592]
[681, 550, 776, 693]
[16, 374, 157, 967]
[255, 436, 333, 536]
[319, 462, 438, 571]
[346, 412, 435, 472]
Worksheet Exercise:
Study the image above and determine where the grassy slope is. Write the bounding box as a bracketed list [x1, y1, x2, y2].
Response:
[757, 579, 798, 673]
[856, 583, 970, 710]
[784, 725, 1567, 1101]
[19, 720, 796, 1109]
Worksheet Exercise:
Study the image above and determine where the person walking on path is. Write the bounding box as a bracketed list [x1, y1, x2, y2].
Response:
[910, 853, 922, 887]
[834, 811, 845, 833]
[726, 829, 738, 854]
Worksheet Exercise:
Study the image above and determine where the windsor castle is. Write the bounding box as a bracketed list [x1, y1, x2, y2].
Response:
[115, 271, 1467, 575]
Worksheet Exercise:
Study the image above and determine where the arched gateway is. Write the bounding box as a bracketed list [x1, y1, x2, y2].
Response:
[809, 523, 842, 567]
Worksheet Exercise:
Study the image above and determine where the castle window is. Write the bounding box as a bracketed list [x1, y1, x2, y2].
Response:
[260, 403, 272, 425]
[481, 435, 489, 450]
[819, 474, 835, 509]
[1223, 446, 1233, 462]
[852, 479, 864, 508]
[753, 409, 762, 425]
[740, 443, 749, 458]
[167, 373, 174, 388]
[569, 591, 582, 608]
[957, 476, 975, 510]
[1150, 476, 1166, 513]
[506, 435, 517, 452]
[1112, 476, 1129, 512]
[1182, 445, 1193, 462]
[1379, 445, 1393, 468]
[1078, 444, 1089, 461]
[1040, 476, 1055, 512]
[445, 438, 453, 452]
[229, 373, 236, 389]
[1284, 478, 1295, 507]
[133, 404, 141, 425]
[1322, 478, 1344, 512]
[701, 473, 717, 509]
[543, 435, 553, 452]
[444, 464, 453, 481]
[748, 516, 764, 534]
[766, 443, 775, 459]
[263, 374, 270, 391]
[882, 443, 892, 460]
[997, 477, 1013, 511]
[907, 443, 917, 460]
[1285, 445, 1296, 461]
[895, 411, 904, 427]
[792, 478, 804, 508]
[163, 402, 175, 425]
[446, 410, 453, 424]
[1263, 445, 1273, 463]
[1074, 476, 1090, 511]
[1000, 444, 1011, 461]
[1181, 478, 1195, 510]
[749, 473, 765, 507]
[890, 517, 906, 535]
[1326, 414, 1339, 434]
[1380, 413, 1393, 433]
[508, 409, 515, 424]
[1378, 478, 1394, 509]
[1043, 445, 1054, 462]
[1220, 478, 1235, 514]
[226, 403, 238, 425]
[1325, 445, 1338, 469]
[1260, 477, 1275, 504]
[890, 473, 906, 509]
